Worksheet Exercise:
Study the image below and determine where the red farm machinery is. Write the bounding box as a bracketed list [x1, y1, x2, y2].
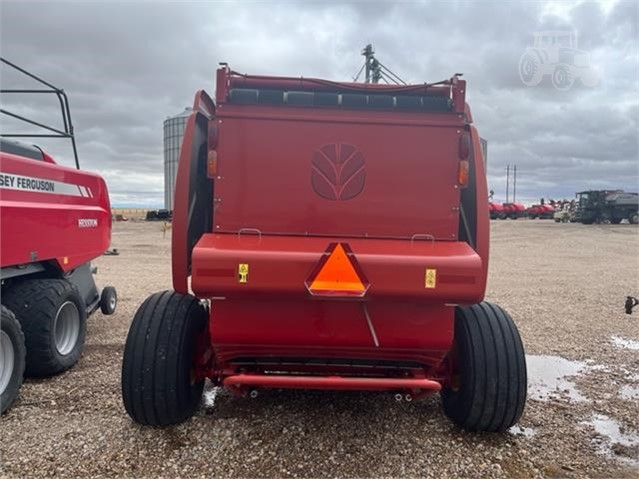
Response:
[527, 202, 555, 219]
[121, 65, 527, 432]
[0, 59, 116, 414]
[489, 201, 504, 220]
[500, 202, 526, 219]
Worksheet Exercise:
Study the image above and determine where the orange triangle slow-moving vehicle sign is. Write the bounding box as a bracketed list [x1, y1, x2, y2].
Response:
[306, 243, 369, 297]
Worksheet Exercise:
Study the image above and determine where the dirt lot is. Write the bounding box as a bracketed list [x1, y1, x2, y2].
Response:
[1, 220, 638, 478]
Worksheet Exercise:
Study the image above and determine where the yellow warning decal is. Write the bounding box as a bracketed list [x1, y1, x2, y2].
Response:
[238, 263, 249, 284]
[425, 268, 437, 289]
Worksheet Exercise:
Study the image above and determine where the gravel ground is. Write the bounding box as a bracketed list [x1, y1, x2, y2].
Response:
[1, 219, 638, 478]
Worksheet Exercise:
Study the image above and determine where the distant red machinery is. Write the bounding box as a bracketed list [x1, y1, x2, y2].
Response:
[0, 59, 117, 414]
[499, 202, 526, 219]
[489, 201, 504, 219]
[121, 65, 527, 432]
[527, 203, 555, 219]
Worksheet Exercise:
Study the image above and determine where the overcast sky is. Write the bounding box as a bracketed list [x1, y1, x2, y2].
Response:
[1, 0, 637, 206]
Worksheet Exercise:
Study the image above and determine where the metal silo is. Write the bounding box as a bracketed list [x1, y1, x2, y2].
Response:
[163, 107, 192, 210]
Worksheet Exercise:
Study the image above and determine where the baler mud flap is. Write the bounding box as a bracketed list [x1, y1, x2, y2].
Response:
[223, 374, 442, 395]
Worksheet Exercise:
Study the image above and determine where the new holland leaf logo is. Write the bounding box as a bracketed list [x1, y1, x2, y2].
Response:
[311, 143, 366, 201]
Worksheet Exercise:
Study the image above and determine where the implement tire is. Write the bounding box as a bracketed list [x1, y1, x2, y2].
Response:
[100, 286, 117, 315]
[122, 290, 207, 426]
[441, 302, 527, 432]
[0, 306, 26, 414]
[2, 279, 87, 377]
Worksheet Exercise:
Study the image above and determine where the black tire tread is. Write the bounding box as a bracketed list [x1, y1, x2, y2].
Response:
[121, 290, 206, 426]
[2, 279, 86, 377]
[442, 301, 527, 432]
[0, 305, 26, 414]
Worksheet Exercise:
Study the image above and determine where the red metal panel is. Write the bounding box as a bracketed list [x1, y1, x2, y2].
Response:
[191, 233, 483, 303]
[212, 299, 373, 347]
[214, 106, 463, 240]
[209, 298, 453, 368]
[0, 152, 111, 272]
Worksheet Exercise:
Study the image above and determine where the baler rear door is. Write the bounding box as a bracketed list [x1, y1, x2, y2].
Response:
[213, 106, 465, 241]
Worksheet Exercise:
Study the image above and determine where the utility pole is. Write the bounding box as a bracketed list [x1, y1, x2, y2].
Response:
[513, 165, 517, 203]
[506, 165, 510, 203]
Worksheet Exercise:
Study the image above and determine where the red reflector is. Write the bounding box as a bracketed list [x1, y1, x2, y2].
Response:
[306, 243, 369, 297]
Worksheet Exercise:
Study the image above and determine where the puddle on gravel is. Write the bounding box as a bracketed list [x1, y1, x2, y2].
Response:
[611, 336, 639, 351]
[526, 355, 592, 402]
[583, 414, 639, 466]
[508, 425, 537, 438]
[203, 386, 220, 410]
[620, 385, 639, 400]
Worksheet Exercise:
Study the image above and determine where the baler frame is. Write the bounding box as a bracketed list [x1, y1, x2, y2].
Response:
[122, 66, 527, 432]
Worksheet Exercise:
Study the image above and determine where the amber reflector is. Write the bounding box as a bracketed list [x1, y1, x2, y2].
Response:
[306, 243, 368, 297]
[207, 150, 218, 178]
[458, 160, 469, 187]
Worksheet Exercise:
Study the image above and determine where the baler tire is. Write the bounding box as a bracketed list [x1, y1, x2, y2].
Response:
[100, 286, 118, 315]
[0, 306, 26, 414]
[2, 279, 87, 377]
[441, 302, 527, 432]
[121, 290, 207, 426]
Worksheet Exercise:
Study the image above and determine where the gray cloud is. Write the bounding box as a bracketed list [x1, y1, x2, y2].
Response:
[1, 0, 637, 206]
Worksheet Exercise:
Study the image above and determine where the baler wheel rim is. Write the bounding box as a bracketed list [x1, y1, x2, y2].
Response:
[0, 306, 26, 414]
[53, 301, 80, 356]
[0, 331, 15, 396]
